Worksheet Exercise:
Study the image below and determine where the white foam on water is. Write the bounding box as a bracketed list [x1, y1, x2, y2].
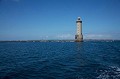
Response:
[116, 67, 120, 72]
[97, 66, 120, 79]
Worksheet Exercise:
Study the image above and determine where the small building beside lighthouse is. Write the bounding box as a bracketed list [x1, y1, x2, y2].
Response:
[75, 17, 83, 42]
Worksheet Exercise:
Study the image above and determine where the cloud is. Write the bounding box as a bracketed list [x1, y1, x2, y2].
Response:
[40, 33, 116, 40]
[56, 34, 74, 39]
[84, 34, 112, 39]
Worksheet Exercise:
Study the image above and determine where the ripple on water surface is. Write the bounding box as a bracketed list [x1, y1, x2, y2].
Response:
[0, 41, 120, 79]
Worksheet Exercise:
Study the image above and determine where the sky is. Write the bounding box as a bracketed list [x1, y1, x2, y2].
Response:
[0, 0, 120, 40]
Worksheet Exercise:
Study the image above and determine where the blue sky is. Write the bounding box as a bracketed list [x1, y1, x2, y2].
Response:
[0, 0, 120, 40]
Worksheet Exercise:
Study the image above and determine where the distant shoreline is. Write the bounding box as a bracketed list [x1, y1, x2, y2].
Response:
[0, 39, 120, 42]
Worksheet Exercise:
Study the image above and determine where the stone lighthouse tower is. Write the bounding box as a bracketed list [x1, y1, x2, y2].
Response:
[75, 17, 83, 42]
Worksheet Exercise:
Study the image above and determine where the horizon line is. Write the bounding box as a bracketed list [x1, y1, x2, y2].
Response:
[0, 39, 120, 42]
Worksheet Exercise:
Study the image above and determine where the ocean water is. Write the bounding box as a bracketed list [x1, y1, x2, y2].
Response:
[0, 40, 120, 79]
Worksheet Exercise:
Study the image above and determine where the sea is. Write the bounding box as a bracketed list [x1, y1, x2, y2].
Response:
[0, 40, 120, 79]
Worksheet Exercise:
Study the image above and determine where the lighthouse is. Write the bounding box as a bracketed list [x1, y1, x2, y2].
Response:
[75, 17, 83, 42]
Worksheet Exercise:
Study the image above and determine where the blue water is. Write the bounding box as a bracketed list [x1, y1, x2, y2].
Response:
[0, 41, 120, 79]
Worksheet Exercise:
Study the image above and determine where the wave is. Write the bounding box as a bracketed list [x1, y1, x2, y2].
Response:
[97, 66, 120, 79]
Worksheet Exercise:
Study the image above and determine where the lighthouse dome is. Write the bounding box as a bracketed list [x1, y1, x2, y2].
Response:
[78, 17, 80, 20]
